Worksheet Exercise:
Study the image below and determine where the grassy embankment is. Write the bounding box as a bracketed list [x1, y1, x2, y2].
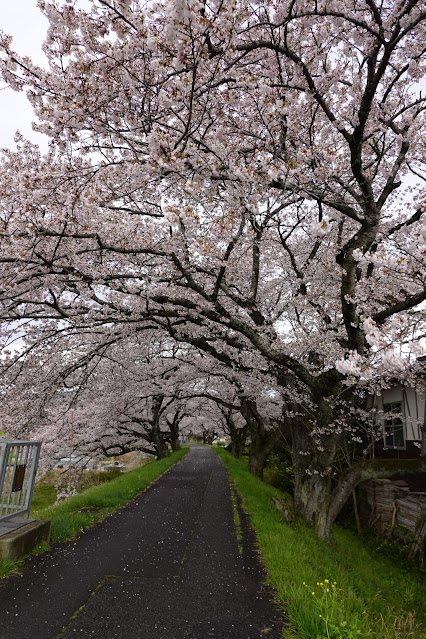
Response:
[0, 447, 188, 578]
[214, 447, 426, 639]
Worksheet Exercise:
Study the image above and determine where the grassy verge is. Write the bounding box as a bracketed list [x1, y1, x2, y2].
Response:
[30, 466, 126, 513]
[214, 447, 426, 639]
[0, 448, 188, 578]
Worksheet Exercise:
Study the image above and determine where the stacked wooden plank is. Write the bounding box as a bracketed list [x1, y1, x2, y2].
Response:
[359, 479, 426, 557]
[361, 479, 409, 528]
[396, 494, 426, 531]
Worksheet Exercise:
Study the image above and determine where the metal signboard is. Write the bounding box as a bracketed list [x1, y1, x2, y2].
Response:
[11, 464, 27, 492]
[0, 441, 41, 522]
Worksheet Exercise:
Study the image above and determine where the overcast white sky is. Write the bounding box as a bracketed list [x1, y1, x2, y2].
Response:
[0, 2, 49, 150]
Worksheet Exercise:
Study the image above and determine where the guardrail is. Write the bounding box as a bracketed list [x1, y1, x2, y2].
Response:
[0, 441, 41, 522]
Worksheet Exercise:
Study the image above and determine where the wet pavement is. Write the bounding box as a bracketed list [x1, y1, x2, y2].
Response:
[0, 445, 283, 638]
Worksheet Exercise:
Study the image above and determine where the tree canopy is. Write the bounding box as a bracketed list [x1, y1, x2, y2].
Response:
[0, 0, 425, 537]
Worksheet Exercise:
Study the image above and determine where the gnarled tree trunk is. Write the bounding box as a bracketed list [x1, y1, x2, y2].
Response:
[152, 428, 170, 459]
[166, 412, 181, 452]
[224, 410, 248, 458]
[240, 398, 280, 480]
[150, 395, 170, 460]
[290, 394, 342, 538]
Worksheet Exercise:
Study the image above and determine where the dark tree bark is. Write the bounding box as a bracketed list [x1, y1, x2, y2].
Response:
[150, 395, 171, 460]
[165, 411, 182, 452]
[202, 427, 218, 445]
[240, 398, 280, 480]
[152, 431, 171, 459]
[223, 409, 248, 458]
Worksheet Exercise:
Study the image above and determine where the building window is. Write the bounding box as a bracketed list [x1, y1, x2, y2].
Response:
[383, 402, 405, 450]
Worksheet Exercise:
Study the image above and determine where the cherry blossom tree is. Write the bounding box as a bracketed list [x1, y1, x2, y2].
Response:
[0, 0, 426, 537]
[0, 328, 196, 459]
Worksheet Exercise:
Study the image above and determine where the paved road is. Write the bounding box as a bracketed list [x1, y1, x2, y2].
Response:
[0, 445, 283, 638]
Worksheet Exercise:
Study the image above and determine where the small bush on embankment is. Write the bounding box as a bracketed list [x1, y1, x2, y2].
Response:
[0, 448, 188, 578]
[214, 447, 426, 639]
[30, 466, 130, 513]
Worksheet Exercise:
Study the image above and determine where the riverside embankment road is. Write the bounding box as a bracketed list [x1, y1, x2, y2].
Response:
[0, 445, 283, 639]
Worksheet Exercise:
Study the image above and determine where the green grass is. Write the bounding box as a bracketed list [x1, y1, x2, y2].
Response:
[0, 448, 188, 578]
[214, 447, 426, 639]
[229, 479, 243, 555]
[30, 482, 58, 512]
[0, 556, 24, 578]
[29, 466, 128, 514]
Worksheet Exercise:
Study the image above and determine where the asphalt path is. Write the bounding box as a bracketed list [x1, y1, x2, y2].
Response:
[0, 445, 283, 638]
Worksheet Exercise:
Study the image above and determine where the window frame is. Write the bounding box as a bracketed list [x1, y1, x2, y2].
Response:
[382, 401, 406, 450]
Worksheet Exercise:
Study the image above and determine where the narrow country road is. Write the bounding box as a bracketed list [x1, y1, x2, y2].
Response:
[0, 445, 283, 638]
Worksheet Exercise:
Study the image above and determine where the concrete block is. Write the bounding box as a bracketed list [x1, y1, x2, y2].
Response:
[0, 519, 51, 560]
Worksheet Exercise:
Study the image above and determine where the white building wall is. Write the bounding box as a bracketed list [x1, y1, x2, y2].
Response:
[374, 384, 424, 442]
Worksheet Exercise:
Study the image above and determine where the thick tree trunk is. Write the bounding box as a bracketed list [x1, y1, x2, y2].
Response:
[167, 416, 181, 452]
[223, 410, 248, 458]
[229, 436, 246, 458]
[151, 422, 170, 459]
[202, 428, 217, 445]
[248, 426, 280, 479]
[290, 396, 343, 538]
[148, 394, 171, 460]
[293, 471, 333, 538]
[153, 434, 170, 460]
[169, 434, 181, 452]
[240, 398, 280, 480]
[228, 422, 248, 458]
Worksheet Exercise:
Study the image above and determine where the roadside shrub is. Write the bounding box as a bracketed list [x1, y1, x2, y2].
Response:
[263, 453, 294, 494]
[76, 467, 123, 491]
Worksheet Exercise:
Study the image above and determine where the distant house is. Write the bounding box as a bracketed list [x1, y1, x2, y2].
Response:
[360, 362, 425, 553]
[52, 454, 96, 470]
[373, 384, 424, 458]
[373, 361, 425, 459]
